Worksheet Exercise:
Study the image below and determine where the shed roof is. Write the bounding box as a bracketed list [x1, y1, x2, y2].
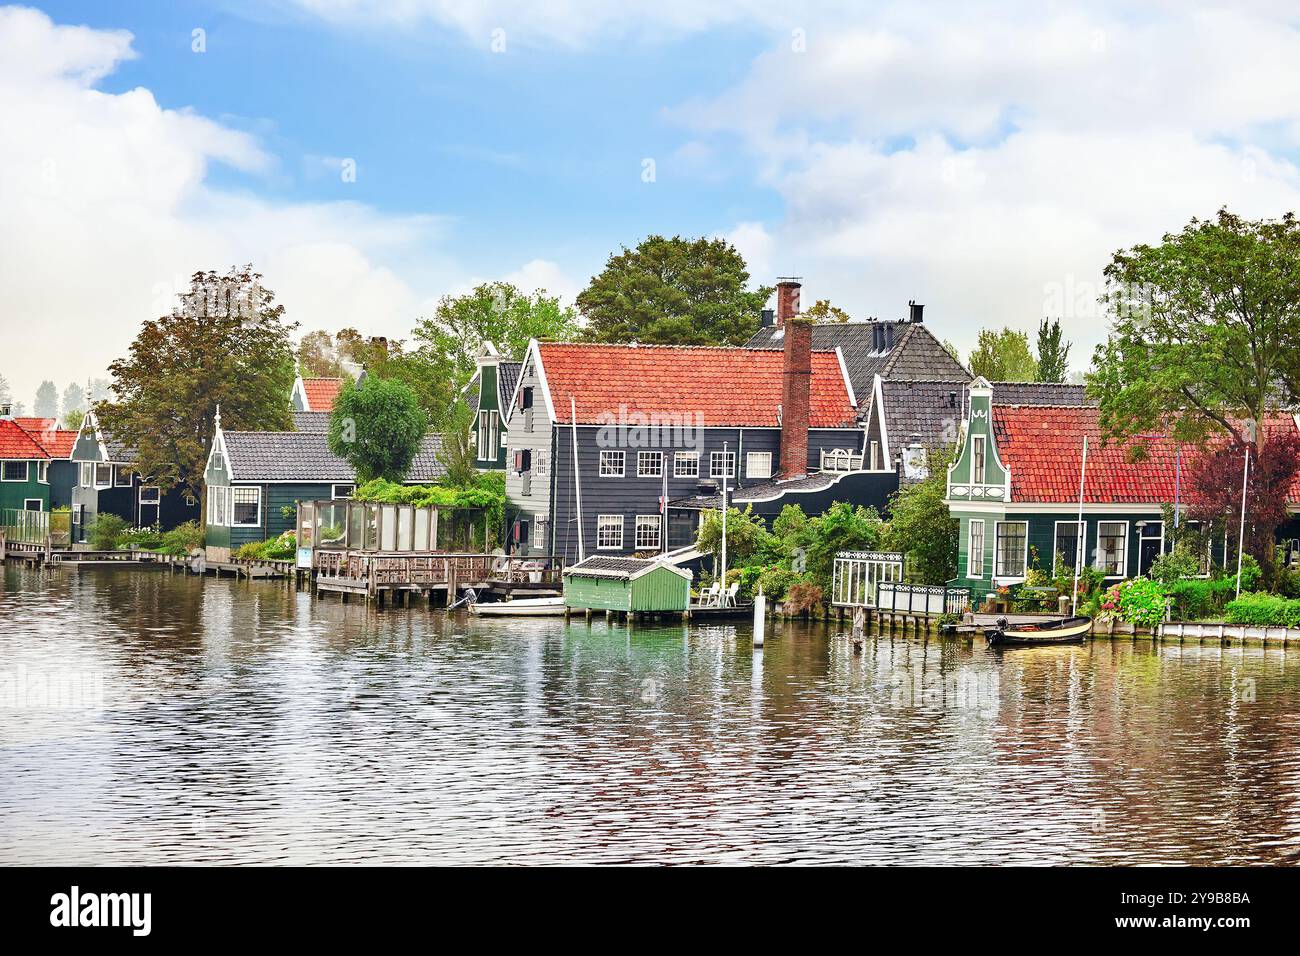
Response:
[562, 555, 692, 581]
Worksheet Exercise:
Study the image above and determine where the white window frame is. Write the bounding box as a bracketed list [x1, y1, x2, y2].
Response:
[967, 519, 985, 579]
[72, 503, 83, 525]
[2, 460, 29, 482]
[1137, 520, 1164, 576]
[208, 486, 231, 527]
[1052, 520, 1086, 577]
[114, 465, 133, 487]
[534, 449, 548, 477]
[635, 514, 661, 550]
[972, 435, 986, 484]
[637, 451, 662, 478]
[599, 450, 625, 478]
[994, 520, 1029, 580]
[37, 461, 49, 484]
[746, 451, 772, 480]
[870, 440, 880, 471]
[596, 514, 624, 550]
[673, 452, 699, 478]
[94, 463, 112, 488]
[231, 487, 261, 527]
[709, 451, 736, 479]
[80, 462, 93, 488]
[331, 484, 355, 499]
[138, 485, 161, 505]
[1095, 520, 1129, 578]
[23, 498, 43, 511]
[476, 410, 492, 460]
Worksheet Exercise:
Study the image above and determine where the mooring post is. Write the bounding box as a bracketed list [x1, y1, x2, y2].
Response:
[753, 587, 766, 647]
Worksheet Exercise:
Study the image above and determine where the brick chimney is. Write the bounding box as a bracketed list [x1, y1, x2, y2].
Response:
[778, 313, 812, 480]
[775, 278, 801, 328]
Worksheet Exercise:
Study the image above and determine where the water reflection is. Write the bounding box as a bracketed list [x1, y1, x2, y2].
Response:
[2, 566, 1299, 864]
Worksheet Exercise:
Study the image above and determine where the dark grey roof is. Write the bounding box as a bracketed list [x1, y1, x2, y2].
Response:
[497, 361, 522, 412]
[991, 381, 1092, 406]
[747, 320, 969, 399]
[293, 411, 330, 433]
[670, 470, 847, 510]
[563, 555, 688, 580]
[224, 431, 445, 483]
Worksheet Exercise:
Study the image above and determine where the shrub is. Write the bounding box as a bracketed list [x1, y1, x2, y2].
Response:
[120, 526, 164, 550]
[1148, 546, 1202, 584]
[159, 520, 203, 555]
[233, 531, 297, 561]
[784, 581, 824, 615]
[1100, 578, 1168, 628]
[757, 566, 801, 601]
[1224, 592, 1300, 627]
[88, 513, 129, 551]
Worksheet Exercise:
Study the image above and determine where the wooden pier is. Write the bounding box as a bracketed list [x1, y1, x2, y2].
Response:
[312, 550, 562, 606]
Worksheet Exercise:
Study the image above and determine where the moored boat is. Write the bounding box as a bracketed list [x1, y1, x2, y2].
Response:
[470, 596, 567, 617]
[985, 615, 1092, 647]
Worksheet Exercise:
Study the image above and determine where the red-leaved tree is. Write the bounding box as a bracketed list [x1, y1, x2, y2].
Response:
[1185, 422, 1300, 584]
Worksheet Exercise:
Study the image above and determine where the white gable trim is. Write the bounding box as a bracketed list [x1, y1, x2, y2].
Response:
[872, 374, 890, 465]
[834, 346, 857, 409]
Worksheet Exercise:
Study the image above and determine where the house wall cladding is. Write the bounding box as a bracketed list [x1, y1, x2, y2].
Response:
[0, 464, 47, 511]
[504, 355, 554, 549]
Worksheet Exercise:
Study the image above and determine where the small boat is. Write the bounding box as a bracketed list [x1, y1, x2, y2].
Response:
[985, 615, 1092, 647]
[470, 596, 566, 617]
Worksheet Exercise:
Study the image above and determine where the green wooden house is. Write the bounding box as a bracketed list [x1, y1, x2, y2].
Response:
[463, 343, 521, 472]
[563, 556, 693, 613]
[944, 378, 1300, 603]
[0, 410, 51, 515]
[203, 410, 445, 562]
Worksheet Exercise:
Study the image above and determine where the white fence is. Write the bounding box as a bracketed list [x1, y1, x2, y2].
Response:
[831, 551, 904, 607]
[877, 582, 972, 616]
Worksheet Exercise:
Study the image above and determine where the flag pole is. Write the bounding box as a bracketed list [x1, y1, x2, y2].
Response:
[720, 441, 728, 606]
[1072, 435, 1088, 617]
[1236, 443, 1250, 598]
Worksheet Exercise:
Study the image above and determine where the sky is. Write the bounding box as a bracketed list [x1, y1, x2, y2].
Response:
[3, 0, 1300, 407]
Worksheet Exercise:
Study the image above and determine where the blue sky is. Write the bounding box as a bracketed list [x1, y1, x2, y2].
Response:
[4, 1, 1300, 405]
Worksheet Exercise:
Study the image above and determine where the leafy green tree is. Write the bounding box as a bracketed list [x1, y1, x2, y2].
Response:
[803, 299, 852, 322]
[34, 380, 58, 417]
[297, 329, 348, 378]
[941, 339, 963, 366]
[328, 376, 428, 482]
[1035, 318, 1071, 382]
[87, 377, 111, 403]
[412, 281, 578, 390]
[968, 327, 1037, 381]
[803, 502, 885, 590]
[62, 409, 85, 431]
[882, 448, 958, 583]
[696, 505, 775, 569]
[61, 382, 85, 417]
[1090, 208, 1300, 448]
[98, 267, 296, 495]
[578, 235, 772, 345]
[436, 401, 479, 488]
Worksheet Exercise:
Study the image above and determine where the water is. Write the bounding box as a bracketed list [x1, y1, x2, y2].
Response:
[2, 566, 1299, 865]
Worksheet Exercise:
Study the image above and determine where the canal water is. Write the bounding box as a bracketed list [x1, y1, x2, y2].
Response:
[2, 566, 1299, 865]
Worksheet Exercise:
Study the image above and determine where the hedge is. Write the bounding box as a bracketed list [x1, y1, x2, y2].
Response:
[1224, 593, 1300, 628]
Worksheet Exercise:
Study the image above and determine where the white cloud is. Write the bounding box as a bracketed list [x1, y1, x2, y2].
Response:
[0, 6, 451, 403]
[720, 222, 774, 282]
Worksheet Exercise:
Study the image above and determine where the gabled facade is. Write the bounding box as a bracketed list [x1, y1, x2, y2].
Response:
[943, 380, 1300, 600]
[502, 337, 864, 563]
[68, 410, 200, 540]
[290, 375, 346, 413]
[13, 417, 77, 509]
[0, 410, 52, 514]
[463, 344, 521, 472]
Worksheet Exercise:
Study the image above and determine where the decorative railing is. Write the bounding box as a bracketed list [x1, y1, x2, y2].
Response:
[314, 551, 563, 589]
[876, 581, 971, 616]
[831, 550, 905, 606]
[821, 449, 865, 472]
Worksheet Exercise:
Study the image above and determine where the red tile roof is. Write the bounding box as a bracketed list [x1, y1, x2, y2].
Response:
[537, 343, 857, 427]
[0, 419, 50, 460]
[303, 378, 344, 412]
[13, 418, 76, 458]
[993, 405, 1300, 504]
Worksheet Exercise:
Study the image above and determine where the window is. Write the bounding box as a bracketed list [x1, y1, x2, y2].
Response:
[331, 484, 355, 499]
[513, 519, 530, 545]
[208, 486, 230, 526]
[870, 441, 880, 471]
[746, 451, 772, 480]
[94, 463, 112, 488]
[138, 486, 161, 504]
[1095, 521, 1128, 576]
[635, 515, 661, 550]
[599, 450, 624, 477]
[231, 487, 261, 527]
[114, 466, 133, 487]
[37, 461, 49, 483]
[972, 435, 986, 483]
[80, 462, 93, 488]
[535, 450, 548, 477]
[24, 499, 42, 511]
[968, 519, 985, 578]
[2, 461, 28, 482]
[994, 521, 1028, 578]
[596, 514, 623, 549]
[1053, 520, 1085, 575]
[519, 386, 533, 410]
[638, 451, 662, 477]
[673, 452, 699, 478]
[476, 410, 494, 460]
[710, 451, 736, 479]
[513, 448, 532, 473]
[72, 504, 83, 525]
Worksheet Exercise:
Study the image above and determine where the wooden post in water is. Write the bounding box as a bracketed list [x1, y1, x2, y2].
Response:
[753, 587, 766, 647]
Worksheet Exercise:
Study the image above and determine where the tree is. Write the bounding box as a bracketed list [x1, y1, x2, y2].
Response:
[87, 378, 111, 403]
[696, 505, 775, 569]
[1185, 424, 1300, 587]
[803, 502, 885, 590]
[968, 327, 1036, 381]
[62, 409, 85, 431]
[97, 266, 297, 495]
[34, 380, 58, 417]
[804, 299, 852, 322]
[882, 448, 958, 583]
[411, 282, 577, 392]
[1035, 318, 1071, 382]
[941, 339, 963, 366]
[328, 376, 427, 483]
[0, 372, 10, 405]
[297, 330, 348, 378]
[578, 235, 772, 345]
[435, 401, 479, 488]
[1090, 209, 1300, 448]
[61, 382, 85, 418]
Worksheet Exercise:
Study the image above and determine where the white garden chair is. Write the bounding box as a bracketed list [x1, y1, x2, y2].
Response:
[699, 583, 719, 607]
[723, 582, 740, 607]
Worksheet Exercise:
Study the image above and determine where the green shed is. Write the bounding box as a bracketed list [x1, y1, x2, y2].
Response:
[563, 556, 692, 613]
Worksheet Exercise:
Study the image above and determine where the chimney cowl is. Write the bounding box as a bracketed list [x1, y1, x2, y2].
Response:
[908, 300, 925, 323]
[760, 308, 774, 328]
